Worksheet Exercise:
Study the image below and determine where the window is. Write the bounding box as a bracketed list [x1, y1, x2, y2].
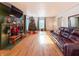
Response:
[39, 17, 45, 30]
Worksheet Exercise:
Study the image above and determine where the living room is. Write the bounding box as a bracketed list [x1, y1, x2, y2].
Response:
[0, 2, 79, 56]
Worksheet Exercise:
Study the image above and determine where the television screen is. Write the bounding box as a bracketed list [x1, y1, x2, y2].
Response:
[11, 6, 23, 18]
[0, 3, 10, 16]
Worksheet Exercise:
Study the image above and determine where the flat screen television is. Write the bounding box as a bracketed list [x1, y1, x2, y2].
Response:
[0, 3, 10, 16]
[0, 3, 23, 18]
[11, 5, 23, 18]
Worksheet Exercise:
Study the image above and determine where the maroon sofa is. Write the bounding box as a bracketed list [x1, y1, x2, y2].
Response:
[52, 27, 79, 56]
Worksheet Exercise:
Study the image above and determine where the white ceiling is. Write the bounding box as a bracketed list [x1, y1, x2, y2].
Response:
[10, 2, 79, 17]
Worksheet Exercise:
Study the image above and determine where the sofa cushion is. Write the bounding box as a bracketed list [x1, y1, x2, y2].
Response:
[71, 29, 79, 36]
[61, 32, 70, 39]
[69, 34, 79, 43]
[64, 27, 70, 33]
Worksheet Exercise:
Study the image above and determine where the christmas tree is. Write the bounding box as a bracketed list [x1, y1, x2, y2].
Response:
[28, 17, 37, 33]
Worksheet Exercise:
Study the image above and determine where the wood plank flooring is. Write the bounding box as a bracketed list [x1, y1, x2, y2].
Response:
[0, 31, 63, 56]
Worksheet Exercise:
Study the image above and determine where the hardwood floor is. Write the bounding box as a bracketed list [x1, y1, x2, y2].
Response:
[0, 31, 63, 56]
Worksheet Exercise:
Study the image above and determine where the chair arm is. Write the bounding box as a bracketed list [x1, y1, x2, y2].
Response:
[63, 43, 79, 56]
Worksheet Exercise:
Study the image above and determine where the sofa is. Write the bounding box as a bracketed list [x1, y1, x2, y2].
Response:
[51, 27, 79, 56]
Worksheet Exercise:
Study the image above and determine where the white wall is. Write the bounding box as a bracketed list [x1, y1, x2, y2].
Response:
[46, 17, 56, 31]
